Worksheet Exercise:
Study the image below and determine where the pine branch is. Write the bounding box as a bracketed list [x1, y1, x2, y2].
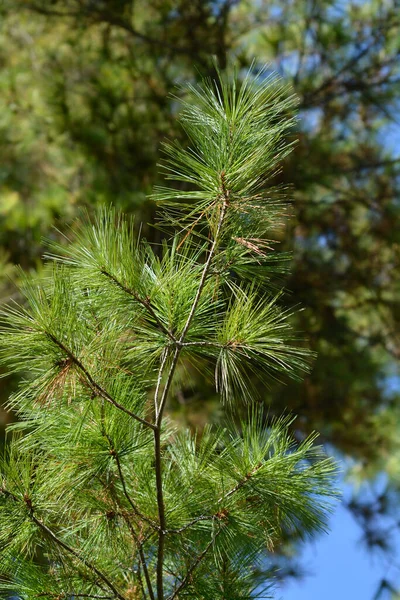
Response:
[0, 68, 339, 599]
[67, 593, 114, 600]
[153, 186, 229, 600]
[154, 425, 168, 599]
[166, 514, 217, 535]
[109, 440, 159, 532]
[154, 348, 169, 421]
[101, 430, 156, 600]
[46, 332, 156, 431]
[100, 269, 177, 343]
[138, 546, 155, 600]
[36, 595, 113, 599]
[25, 3, 191, 56]
[156, 189, 229, 425]
[180, 341, 223, 347]
[119, 512, 156, 600]
[100, 471, 156, 600]
[30, 516, 126, 600]
[178, 192, 229, 345]
[167, 525, 223, 600]
[218, 462, 264, 504]
[163, 463, 264, 538]
[0, 487, 125, 600]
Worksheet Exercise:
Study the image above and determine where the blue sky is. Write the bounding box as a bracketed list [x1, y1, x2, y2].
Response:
[277, 497, 400, 600]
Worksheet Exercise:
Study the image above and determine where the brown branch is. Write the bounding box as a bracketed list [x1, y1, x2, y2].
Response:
[160, 464, 264, 598]
[0, 488, 125, 600]
[153, 423, 168, 600]
[24, 3, 189, 56]
[23, 3, 80, 18]
[30, 514, 125, 600]
[36, 592, 114, 600]
[167, 526, 222, 600]
[112, 446, 159, 531]
[119, 513, 156, 600]
[99, 426, 156, 600]
[100, 426, 159, 531]
[66, 593, 113, 600]
[94, 12, 190, 56]
[46, 332, 156, 431]
[100, 270, 176, 343]
[218, 462, 263, 503]
[153, 185, 229, 600]
[343, 157, 400, 173]
[70, 593, 113, 600]
[180, 341, 222, 348]
[301, 15, 400, 108]
[166, 514, 217, 535]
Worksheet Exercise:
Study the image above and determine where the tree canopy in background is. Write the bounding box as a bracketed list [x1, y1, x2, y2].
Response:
[0, 0, 399, 594]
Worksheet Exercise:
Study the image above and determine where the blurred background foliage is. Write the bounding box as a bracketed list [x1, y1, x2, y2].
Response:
[0, 0, 399, 595]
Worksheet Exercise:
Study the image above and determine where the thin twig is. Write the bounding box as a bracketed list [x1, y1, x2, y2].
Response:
[218, 462, 264, 503]
[120, 513, 156, 600]
[154, 423, 169, 599]
[180, 341, 223, 347]
[154, 348, 169, 420]
[136, 559, 146, 600]
[156, 195, 229, 425]
[100, 428, 156, 599]
[24, 507, 125, 600]
[46, 333, 156, 431]
[176, 204, 215, 251]
[93, 460, 156, 600]
[166, 514, 217, 534]
[138, 546, 155, 600]
[111, 442, 159, 531]
[100, 270, 176, 343]
[36, 595, 113, 599]
[25, 4, 191, 56]
[178, 197, 229, 346]
[167, 526, 222, 600]
[70, 593, 113, 600]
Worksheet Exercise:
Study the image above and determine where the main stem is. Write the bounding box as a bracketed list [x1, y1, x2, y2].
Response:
[154, 190, 228, 599]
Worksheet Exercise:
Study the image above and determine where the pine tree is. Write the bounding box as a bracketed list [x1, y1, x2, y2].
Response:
[0, 69, 337, 599]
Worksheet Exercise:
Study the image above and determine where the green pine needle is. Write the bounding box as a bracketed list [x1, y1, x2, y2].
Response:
[0, 66, 339, 600]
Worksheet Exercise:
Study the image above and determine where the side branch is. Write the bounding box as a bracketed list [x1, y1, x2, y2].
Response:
[26, 4, 190, 56]
[118, 511, 156, 600]
[36, 595, 113, 599]
[166, 514, 217, 534]
[154, 348, 169, 420]
[100, 270, 176, 343]
[30, 513, 126, 600]
[178, 195, 229, 346]
[0, 487, 125, 600]
[101, 458, 156, 600]
[218, 462, 264, 503]
[167, 526, 222, 600]
[112, 447, 159, 531]
[46, 332, 156, 431]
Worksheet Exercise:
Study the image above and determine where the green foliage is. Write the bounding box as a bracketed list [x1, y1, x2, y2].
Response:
[0, 72, 337, 599]
[0, 1, 399, 595]
[153, 67, 295, 228]
[0, 0, 398, 481]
